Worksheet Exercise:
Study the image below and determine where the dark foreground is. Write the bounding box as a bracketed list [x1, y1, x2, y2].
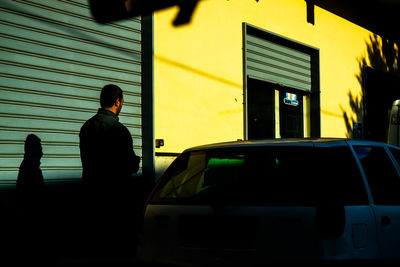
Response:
[0, 180, 399, 267]
[0, 178, 155, 267]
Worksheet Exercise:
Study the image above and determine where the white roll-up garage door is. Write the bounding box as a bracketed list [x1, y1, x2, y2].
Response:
[0, 0, 143, 181]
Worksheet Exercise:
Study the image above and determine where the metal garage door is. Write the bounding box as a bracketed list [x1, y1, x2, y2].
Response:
[245, 29, 312, 92]
[0, 0, 143, 181]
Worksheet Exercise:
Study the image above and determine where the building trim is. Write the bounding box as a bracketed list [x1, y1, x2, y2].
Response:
[141, 14, 155, 180]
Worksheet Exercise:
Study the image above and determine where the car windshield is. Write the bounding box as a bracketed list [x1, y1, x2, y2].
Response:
[150, 145, 368, 206]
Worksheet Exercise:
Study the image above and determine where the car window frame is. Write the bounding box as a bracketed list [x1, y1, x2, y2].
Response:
[385, 144, 400, 175]
[347, 141, 377, 206]
[349, 141, 400, 206]
[313, 141, 370, 206]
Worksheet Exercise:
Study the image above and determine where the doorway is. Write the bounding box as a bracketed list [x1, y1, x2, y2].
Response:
[247, 78, 275, 139]
[247, 78, 305, 139]
[279, 90, 304, 138]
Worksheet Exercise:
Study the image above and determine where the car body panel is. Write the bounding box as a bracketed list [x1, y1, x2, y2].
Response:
[372, 205, 400, 259]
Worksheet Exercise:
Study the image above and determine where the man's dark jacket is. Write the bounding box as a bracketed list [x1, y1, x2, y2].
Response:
[79, 108, 140, 188]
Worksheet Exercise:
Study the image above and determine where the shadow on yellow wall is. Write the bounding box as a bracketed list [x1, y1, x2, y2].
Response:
[342, 34, 399, 138]
[155, 55, 242, 89]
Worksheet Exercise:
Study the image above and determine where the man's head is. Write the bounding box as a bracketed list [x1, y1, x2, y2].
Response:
[100, 84, 124, 116]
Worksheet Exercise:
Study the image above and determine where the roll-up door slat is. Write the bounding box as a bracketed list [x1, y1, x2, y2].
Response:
[0, 11, 141, 59]
[0, 3, 141, 50]
[247, 35, 310, 62]
[13, 0, 139, 28]
[0, 41, 141, 74]
[246, 34, 312, 91]
[0, 30, 141, 65]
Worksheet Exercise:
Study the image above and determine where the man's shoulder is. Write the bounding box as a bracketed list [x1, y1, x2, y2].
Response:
[110, 119, 131, 139]
[79, 113, 106, 139]
[83, 111, 117, 125]
[80, 111, 130, 135]
[114, 120, 130, 134]
[80, 114, 98, 129]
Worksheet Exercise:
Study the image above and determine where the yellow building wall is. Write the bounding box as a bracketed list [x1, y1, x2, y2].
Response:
[154, 0, 373, 153]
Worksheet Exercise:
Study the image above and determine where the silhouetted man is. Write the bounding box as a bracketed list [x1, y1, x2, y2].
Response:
[80, 84, 140, 187]
[79, 84, 140, 257]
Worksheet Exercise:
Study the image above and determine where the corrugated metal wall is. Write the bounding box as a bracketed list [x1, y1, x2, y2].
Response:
[245, 33, 312, 92]
[0, 0, 143, 181]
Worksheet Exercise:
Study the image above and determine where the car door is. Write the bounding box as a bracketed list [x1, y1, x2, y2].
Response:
[353, 143, 400, 260]
[314, 142, 379, 260]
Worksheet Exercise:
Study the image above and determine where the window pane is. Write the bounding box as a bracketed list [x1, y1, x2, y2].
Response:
[315, 146, 368, 205]
[153, 151, 208, 201]
[354, 146, 400, 205]
[151, 146, 368, 206]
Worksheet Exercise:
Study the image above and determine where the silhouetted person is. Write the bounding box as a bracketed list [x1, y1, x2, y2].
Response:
[17, 134, 45, 217]
[79, 84, 140, 257]
[17, 134, 44, 192]
[15, 134, 45, 264]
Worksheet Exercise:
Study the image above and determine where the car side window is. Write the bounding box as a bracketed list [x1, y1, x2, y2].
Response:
[152, 151, 210, 202]
[150, 146, 369, 206]
[354, 146, 400, 205]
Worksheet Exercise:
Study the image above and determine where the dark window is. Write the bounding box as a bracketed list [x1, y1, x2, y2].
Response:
[315, 146, 368, 205]
[389, 147, 400, 167]
[354, 146, 400, 205]
[247, 78, 275, 139]
[151, 145, 368, 206]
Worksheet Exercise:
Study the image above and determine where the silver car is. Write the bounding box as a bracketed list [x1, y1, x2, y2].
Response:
[138, 139, 400, 265]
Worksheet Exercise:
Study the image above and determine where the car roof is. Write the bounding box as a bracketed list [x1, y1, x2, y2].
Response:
[184, 138, 394, 152]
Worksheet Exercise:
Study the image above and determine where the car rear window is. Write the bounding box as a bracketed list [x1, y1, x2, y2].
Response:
[150, 145, 368, 206]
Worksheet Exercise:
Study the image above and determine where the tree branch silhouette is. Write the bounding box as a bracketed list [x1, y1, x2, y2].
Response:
[343, 34, 399, 138]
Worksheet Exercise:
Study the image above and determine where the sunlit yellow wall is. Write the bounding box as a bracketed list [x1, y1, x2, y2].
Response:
[154, 0, 373, 153]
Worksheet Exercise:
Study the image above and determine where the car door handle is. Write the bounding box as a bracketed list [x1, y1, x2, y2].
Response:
[381, 216, 391, 227]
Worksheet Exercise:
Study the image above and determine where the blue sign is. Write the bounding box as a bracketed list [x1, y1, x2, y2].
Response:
[284, 93, 299, 106]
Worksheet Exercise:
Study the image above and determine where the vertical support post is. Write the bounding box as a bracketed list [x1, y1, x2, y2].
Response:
[242, 23, 249, 140]
[275, 90, 280, 138]
[141, 14, 155, 180]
